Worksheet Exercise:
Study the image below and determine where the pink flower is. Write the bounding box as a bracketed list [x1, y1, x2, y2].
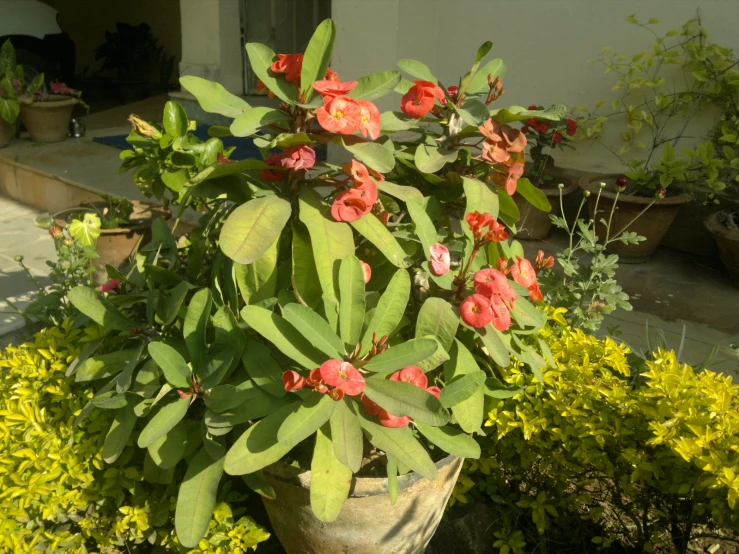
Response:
[390, 366, 428, 388]
[283, 370, 306, 392]
[279, 145, 316, 171]
[313, 78, 358, 98]
[429, 243, 451, 276]
[440, 85, 459, 106]
[260, 153, 284, 182]
[343, 160, 371, 182]
[217, 152, 231, 165]
[510, 257, 537, 288]
[490, 295, 512, 331]
[320, 360, 366, 396]
[474, 268, 510, 297]
[502, 163, 525, 196]
[331, 189, 370, 222]
[317, 95, 362, 135]
[99, 279, 122, 293]
[50, 81, 76, 95]
[357, 100, 382, 140]
[353, 179, 378, 207]
[460, 294, 494, 328]
[361, 261, 372, 284]
[479, 119, 527, 164]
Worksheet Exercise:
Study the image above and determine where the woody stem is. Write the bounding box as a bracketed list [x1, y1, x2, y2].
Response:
[453, 243, 482, 299]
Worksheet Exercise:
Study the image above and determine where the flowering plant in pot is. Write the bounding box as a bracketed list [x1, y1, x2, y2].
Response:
[19, 80, 87, 143]
[63, 19, 560, 554]
[0, 39, 43, 147]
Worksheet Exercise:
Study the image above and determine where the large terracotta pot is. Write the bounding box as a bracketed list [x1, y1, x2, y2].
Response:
[661, 195, 739, 258]
[20, 95, 78, 142]
[0, 117, 15, 148]
[514, 176, 577, 240]
[705, 210, 739, 288]
[579, 174, 690, 263]
[262, 455, 463, 554]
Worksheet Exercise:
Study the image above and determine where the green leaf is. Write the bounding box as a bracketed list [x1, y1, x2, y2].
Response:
[511, 297, 547, 330]
[359, 415, 437, 480]
[397, 59, 438, 84]
[444, 340, 484, 433]
[148, 342, 191, 389]
[310, 425, 352, 522]
[291, 222, 322, 309]
[363, 378, 449, 426]
[242, 471, 276, 499]
[179, 75, 250, 118]
[0, 97, 20, 124]
[415, 144, 458, 174]
[329, 400, 363, 473]
[183, 288, 212, 372]
[300, 19, 336, 100]
[224, 402, 300, 475]
[415, 423, 481, 459]
[516, 178, 552, 212]
[467, 58, 505, 94]
[76, 349, 139, 382]
[91, 391, 129, 409]
[376, 180, 423, 202]
[416, 298, 458, 353]
[497, 188, 520, 224]
[406, 200, 438, 258]
[298, 188, 355, 303]
[68, 286, 136, 331]
[387, 455, 399, 505]
[350, 70, 402, 101]
[199, 348, 236, 390]
[379, 111, 418, 131]
[190, 158, 268, 184]
[463, 176, 499, 224]
[342, 140, 395, 173]
[103, 403, 138, 464]
[67, 213, 101, 247]
[204, 386, 293, 429]
[175, 447, 224, 548]
[351, 215, 412, 268]
[221, 196, 291, 265]
[416, 337, 450, 372]
[245, 42, 299, 104]
[234, 236, 279, 305]
[205, 384, 253, 413]
[138, 396, 190, 448]
[484, 379, 522, 399]
[360, 269, 410, 352]
[282, 303, 344, 359]
[477, 326, 510, 367]
[439, 372, 486, 408]
[455, 99, 490, 126]
[242, 340, 287, 397]
[491, 104, 564, 124]
[364, 338, 438, 373]
[277, 393, 336, 447]
[338, 256, 366, 350]
[163, 100, 189, 138]
[148, 421, 187, 469]
[159, 281, 192, 326]
[230, 107, 291, 137]
[241, 305, 325, 369]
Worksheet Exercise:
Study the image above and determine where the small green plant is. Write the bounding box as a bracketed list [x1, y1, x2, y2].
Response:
[0, 39, 44, 124]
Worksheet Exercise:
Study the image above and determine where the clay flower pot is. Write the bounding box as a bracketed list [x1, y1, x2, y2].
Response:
[261, 455, 463, 554]
[514, 174, 577, 240]
[579, 174, 690, 263]
[0, 117, 15, 148]
[705, 210, 739, 288]
[20, 95, 78, 142]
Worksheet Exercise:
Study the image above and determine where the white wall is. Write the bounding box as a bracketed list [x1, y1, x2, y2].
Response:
[332, 0, 739, 173]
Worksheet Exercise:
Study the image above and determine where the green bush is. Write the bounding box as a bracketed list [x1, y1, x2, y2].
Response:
[0, 322, 269, 553]
[454, 322, 739, 553]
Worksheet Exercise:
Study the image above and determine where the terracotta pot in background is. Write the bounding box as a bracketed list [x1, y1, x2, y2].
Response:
[20, 95, 78, 143]
[579, 174, 690, 263]
[514, 175, 577, 240]
[661, 195, 739, 258]
[262, 455, 463, 554]
[0, 117, 15, 148]
[705, 210, 739, 288]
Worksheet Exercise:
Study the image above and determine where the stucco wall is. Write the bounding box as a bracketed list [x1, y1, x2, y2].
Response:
[331, 0, 739, 173]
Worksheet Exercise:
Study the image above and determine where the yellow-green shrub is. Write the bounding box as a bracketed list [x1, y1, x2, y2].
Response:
[455, 324, 739, 553]
[0, 322, 269, 553]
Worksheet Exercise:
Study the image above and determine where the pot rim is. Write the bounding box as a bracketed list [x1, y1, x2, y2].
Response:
[705, 210, 739, 242]
[263, 454, 460, 498]
[579, 173, 691, 206]
[21, 95, 79, 109]
[55, 199, 171, 234]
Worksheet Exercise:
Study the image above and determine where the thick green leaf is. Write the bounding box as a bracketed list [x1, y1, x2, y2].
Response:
[137, 396, 190, 448]
[199, 349, 236, 390]
[405, 200, 438, 258]
[310, 425, 352, 522]
[300, 19, 336, 99]
[511, 297, 547, 330]
[235, 235, 279, 305]
[462, 176, 499, 225]
[277, 393, 336, 447]
[163, 100, 189, 138]
[478, 326, 510, 366]
[220, 196, 292, 265]
[416, 298, 458, 353]
[205, 384, 253, 413]
[179, 75, 250, 118]
[230, 107, 291, 137]
[416, 337, 450, 372]
[103, 403, 137, 464]
[68, 286, 135, 331]
[298, 188, 354, 302]
[148, 421, 187, 469]
[0, 97, 20, 124]
[377, 180, 423, 202]
[379, 111, 418, 131]
[439, 372, 486, 408]
[245, 42, 299, 104]
[159, 281, 191, 326]
[490, 104, 564, 124]
[76, 349, 138, 382]
[148, 342, 191, 389]
[291, 222, 323, 309]
[516, 177, 552, 212]
[224, 402, 300, 475]
[397, 59, 438, 84]
[363, 338, 439, 373]
[387, 455, 399, 505]
[175, 447, 224, 548]
[359, 415, 437, 480]
[242, 471, 276, 499]
[350, 70, 402, 101]
[415, 144, 458, 174]
[467, 58, 506, 94]
[91, 391, 129, 410]
[484, 378, 523, 399]
[342, 140, 395, 173]
[443, 341, 484, 433]
[360, 269, 410, 352]
[363, 378, 449, 426]
[351, 215, 411, 268]
[67, 214, 101, 247]
[338, 256, 366, 350]
[415, 423, 481, 459]
[241, 305, 325, 369]
[183, 288, 212, 373]
[242, 340, 287, 397]
[190, 158, 268, 184]
[329, 400, 363, 473]
[205, 389, 293, 431]
[455, 99, 490, 126]
[282, 303, 344, 359]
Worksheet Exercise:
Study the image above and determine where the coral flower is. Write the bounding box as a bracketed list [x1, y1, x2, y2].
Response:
[425, 386, 441, 399]
[217, 153, 231, 165]
[368, 167, 385, 183]
[329, 388, 345, 401]
[271, 53, 303, 83]
[361, 393, 413, 428]
[331, 189, 370, 222]
[474, 268, 511, 298]
[490, 295, 512, 331]
[528, 282, 544, 302]
[357, 100, 382, 140]
[325, 67, 340, 82]
[510, 257, 537, 288]
[485, 220, 509, 243]
[390, 366, 428, 388]
[503, 162, 525, 195]
[279, 145, 316, 171]
[361, 261, 372, 283]
[313, 78, 358, 98]
[460, 294, 494, 328]
[535, 250, 555, 270]
[260, 153, 284, 182]
[466, 211, 494, 238]
[480, 119, 527, 164]
[361, 393, 382, 416]
[429, 243, 451, 276]
[99, 279, 121, 293]
[317, 95, 361, 135]
[400, 80, 445, 118]
[283, 370, 306, 392]
[320, 360, 366, 396]
[343, 160, 371, 182]
[354, 179, 378, 207]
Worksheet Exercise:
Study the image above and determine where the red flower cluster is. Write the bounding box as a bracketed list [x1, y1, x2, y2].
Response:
[283, 359, 367, 400]
[331, 160, 380, 222]
[270, 53, 304, 86]
[361, 366, 440, 428]
[315, 77, 381, 140]
[466, 211, 509, 244]
[259, 145, 316, 182]
[535, 249, 555, 270]
[99, 279, 122, 293]
[509, 256, 544, 301]
[461, 268, 518, 330]
[400, 80, 445, 118]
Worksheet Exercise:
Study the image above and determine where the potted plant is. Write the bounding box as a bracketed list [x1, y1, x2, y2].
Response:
[19, 80, 87, 143]
[63, 20, 562, 554]
[705, 209, 739, 287]
[576, 15, 737, 262]
[0, 39, 42, 147]
[514, 105, 579, 239]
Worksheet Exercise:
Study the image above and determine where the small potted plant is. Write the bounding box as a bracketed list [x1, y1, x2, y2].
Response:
[20, 80, 87, 143]
[0, 40, 42, 147]
[705, 209, 739, 287]
[514, 105, 579, 239]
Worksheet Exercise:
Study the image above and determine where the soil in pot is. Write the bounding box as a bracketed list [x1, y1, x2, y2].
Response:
[514, 174, 577, 240]
[261, 453, 463, 554]
[705, 210, 739, 288]
[0, 117, 16, 148]
[579, 174, 690, 263]
[20, 95, 78, 142]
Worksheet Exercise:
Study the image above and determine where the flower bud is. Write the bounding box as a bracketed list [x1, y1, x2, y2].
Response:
[14, 255, 23, 263]
[599, 182, 606, 189]
[584, 190, 591, 198]
[557, 183, 565, 189]
[128, 114, 162, 139]
[616, 176, 628, 190]
[656, 187, 667, 199]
